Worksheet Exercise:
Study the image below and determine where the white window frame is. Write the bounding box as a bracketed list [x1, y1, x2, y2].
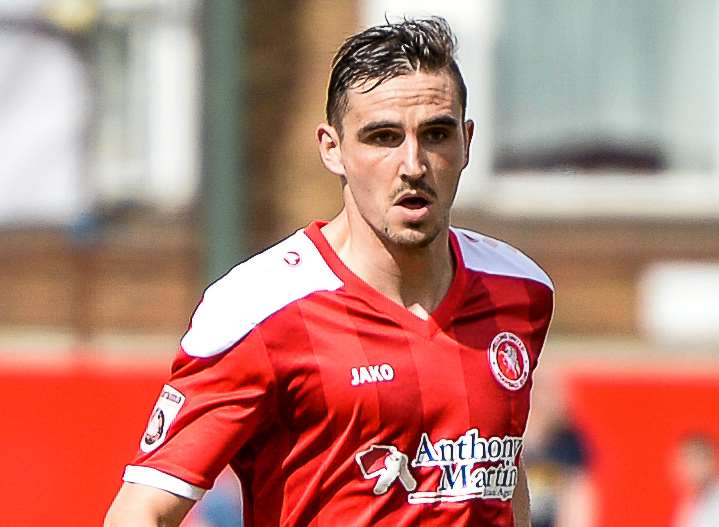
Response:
[94, 0, 201, 210]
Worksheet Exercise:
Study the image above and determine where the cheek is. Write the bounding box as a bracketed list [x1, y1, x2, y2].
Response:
[344, 151, 396, 196]
[433, 142, 466, 168]
[345, 147, 394, 174]
[428, 154, 462, 189]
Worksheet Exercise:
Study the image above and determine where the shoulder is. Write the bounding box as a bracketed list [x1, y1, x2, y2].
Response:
[451, 226, 554, 292]
[180, 229, 343, 358]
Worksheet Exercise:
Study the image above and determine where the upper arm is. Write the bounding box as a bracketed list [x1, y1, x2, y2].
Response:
[104, 482, 196, 527]
[124, 329, 277, 496]
[113, 268, 282, 511]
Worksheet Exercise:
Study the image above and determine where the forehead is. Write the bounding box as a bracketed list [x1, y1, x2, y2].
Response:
[342, 71, 461, 129]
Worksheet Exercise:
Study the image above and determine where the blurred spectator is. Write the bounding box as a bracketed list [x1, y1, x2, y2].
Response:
[673, 434, 719, 527]
[524, 370, 596, 527]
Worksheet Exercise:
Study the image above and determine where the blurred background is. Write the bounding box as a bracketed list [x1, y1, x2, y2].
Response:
[1, 1, 718, 526]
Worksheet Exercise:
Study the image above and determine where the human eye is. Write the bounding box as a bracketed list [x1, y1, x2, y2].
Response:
[366, 130, 403, 147]
[423, 127, 451, 144]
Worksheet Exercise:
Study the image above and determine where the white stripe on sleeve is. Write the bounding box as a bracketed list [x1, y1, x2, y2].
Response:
[123, 465, 207, 500]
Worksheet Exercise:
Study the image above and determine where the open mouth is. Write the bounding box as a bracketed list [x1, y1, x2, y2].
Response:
[396, 195, 431, 209]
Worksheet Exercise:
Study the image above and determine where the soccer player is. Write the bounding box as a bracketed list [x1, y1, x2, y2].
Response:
[105, 17, 553, 527]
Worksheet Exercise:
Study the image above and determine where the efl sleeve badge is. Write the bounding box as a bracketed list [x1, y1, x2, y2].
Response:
[140, 384, 186, 453]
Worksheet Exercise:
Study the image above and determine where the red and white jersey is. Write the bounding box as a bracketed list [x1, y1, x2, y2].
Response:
[124, 221, 554, 527]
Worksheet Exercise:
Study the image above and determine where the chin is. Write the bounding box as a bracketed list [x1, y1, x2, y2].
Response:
[382, 223, 441, 249]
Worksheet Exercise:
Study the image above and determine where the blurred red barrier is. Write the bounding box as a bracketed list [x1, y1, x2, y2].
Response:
[0, 355, 168, 527]
[567, 368, 719, 527]
[1, 354, 717, 526]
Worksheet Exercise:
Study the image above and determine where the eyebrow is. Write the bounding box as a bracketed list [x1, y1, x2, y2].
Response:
[356, 115, 460, 139]
[356, 120, 400, 138]
[420, 115, 460, 128]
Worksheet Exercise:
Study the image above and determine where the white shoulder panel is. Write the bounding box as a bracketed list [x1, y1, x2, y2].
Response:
[180, 230, 344, 358]
[452, 227, 554, 291]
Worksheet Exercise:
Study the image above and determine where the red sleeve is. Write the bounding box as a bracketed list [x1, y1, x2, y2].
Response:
[125, 329, 277, 495]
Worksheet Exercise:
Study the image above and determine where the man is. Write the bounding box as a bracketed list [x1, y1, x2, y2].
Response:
[105, 17, 553, 527]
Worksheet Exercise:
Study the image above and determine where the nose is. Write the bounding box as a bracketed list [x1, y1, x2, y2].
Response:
[399, 134, 427, 180]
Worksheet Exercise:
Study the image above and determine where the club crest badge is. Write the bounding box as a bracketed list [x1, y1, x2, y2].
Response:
[140, 384, 185, 453]
[488, 332, 530, 391]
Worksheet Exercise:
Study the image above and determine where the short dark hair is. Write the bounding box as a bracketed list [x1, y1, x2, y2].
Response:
[326, 17, 467, 132]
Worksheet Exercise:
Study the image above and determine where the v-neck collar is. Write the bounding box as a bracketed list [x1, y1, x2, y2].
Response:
[304, 220, 468, 337]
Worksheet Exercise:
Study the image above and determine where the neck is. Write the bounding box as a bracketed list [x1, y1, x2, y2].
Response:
[321, 210, 455, 319]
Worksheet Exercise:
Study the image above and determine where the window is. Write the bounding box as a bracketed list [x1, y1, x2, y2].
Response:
[363, 0, 719, 217]
[92, 0, 201, 210]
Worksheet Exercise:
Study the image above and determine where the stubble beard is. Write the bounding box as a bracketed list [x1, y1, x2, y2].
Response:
[380, 214, 447, 249]
[380, 181, 450, 249]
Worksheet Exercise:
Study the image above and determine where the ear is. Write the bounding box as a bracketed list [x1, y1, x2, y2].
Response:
[462, 119, 475, 169]
[316, 123, 346, 176]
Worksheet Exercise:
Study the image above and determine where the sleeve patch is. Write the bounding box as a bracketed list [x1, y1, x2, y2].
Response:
[140, 385, 186, 453]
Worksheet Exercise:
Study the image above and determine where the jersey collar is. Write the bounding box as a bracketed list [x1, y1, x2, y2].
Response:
[304, 220, 468, 337]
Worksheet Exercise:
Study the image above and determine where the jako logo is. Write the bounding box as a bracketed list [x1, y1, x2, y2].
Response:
[351, 364, 394, 386]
